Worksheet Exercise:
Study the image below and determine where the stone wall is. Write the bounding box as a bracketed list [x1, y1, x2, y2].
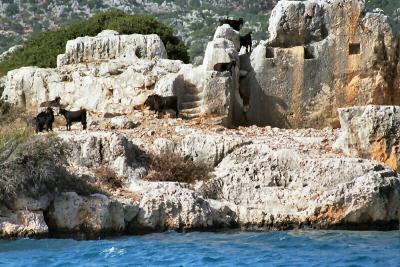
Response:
[240, 0, 399, 128]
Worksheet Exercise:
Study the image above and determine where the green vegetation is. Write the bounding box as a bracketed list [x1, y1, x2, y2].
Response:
[0, 10, 189, 76]
[144, 152, 211, 184]
[0, 135, 100, 201]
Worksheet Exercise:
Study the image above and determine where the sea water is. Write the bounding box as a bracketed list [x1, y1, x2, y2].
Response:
[0, 231, 399, 266]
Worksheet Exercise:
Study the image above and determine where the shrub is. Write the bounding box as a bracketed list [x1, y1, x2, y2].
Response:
[94, 166, 123, 189]
[0, 136, 100, 202]
[0, 10, 189, 76]
[0, 99, 24, 125]
[143, 152, 211, 184]
[0, 127, 34, 163]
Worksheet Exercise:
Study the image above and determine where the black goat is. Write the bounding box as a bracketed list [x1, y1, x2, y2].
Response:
[240, 31, 253, 53]
[59, 108, 87, 131]
[40, 96, 61, 108]
[218, 18, 244, 31]
[143, 94, 178, 117]
[214, 61, 236, 75]
[35, 107, 54, 133]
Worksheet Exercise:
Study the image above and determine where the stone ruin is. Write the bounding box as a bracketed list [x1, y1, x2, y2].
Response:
[1, 0, 399, 129]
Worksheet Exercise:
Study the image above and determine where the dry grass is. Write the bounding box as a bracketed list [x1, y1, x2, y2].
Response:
[143, 152, 211, 184]
[94, 166, 124, 190]
[0, 136, 101, 201]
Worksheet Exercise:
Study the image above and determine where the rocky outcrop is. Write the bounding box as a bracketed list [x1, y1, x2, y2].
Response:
[128, 181, 237, 232]
[240, 0, 399, 128]
[334, 105, 400, 171]
[57, 131, 146, 179]
[0, 207, 48, 238]
[1, 29, 241, 126]
[0, 45, 22, 63]
[211, 143, 400, 229]
[47, 192, 125, 237]
[57, 30, 167, 67]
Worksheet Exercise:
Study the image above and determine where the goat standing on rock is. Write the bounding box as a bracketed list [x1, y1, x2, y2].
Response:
[240, 31, 253, 53]
[143, 94, 179, 118]
[59, 108, 87, 131]
[219, 18, 244, 31]
[35, 107, 54, 133]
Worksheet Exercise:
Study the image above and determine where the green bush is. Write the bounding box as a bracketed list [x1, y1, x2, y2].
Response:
[0, 10, 189, 76]
[0, 136, 100, 202]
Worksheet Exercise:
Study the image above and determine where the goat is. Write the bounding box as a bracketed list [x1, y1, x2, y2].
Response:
[143, 94, 178, 118]
[240, 31, 253, 53]
[59, 108, 87, 131]
[35, 107, 54, 133]
[213, 61, 236, 75]
[218, 18, 244, 31]
[40, 96, 61, 108]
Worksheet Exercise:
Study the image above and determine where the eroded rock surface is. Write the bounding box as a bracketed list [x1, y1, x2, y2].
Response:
[240, 0, 399, 128]
[334, 105, 400, 171]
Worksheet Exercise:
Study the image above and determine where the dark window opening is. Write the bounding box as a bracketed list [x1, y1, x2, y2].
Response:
[265, 47, 274, 58]
[135, 48, 143, 58]
[349, 43, 361, 55]
[304, 47, 315, 59]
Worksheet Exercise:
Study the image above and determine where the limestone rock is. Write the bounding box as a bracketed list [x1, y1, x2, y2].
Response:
[178, 129, 249, 167]
[48, 192, 125, 235]
[333, 105, 400, 171]
[211, 142, 400, 229]
[240, 0, 399, 128]
[203, 38, 239, 71]
[57, 131, 146, 179]
[0, 44, 22, 62]
[129, 181, 237, 231]
[110, 116, 137, 129]
[0, 206, 48, 237]
[153, 73, 184, 96]
[213, 24, 240, 51]
[8, 195, 50, 211]
[57, 30, 167, 67]
[268, 0, 328, 47]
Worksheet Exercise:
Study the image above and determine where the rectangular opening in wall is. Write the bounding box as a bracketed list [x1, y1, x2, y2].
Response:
[304, 47, 315, 60]
[265, 47, 274, 58]
[349, 43, 361, 55]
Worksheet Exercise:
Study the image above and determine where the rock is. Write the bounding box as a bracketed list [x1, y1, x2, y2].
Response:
[48, 192, 125, 236]
[0, 32, 189, 114]
[57, 131, 146, 179]
[239, 0, 399, 128]
[0, 206, 48, 237]
[178, 129, 249, 167]
[203, 38, 239, 71]
[57, 30, 167, 67]
[210, 142, 400, 229]
[110, 116, 137, 129]
[0, 44, 22, 62]
[333, 105, 400, 171]
[8, 194, 50, 211]
[213, 24, 240, 51]
[128, 182, 237, 232]
[268, 0, 328, 47]
[153, 73, 184, 96]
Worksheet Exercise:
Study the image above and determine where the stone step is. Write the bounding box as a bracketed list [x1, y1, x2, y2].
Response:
[180, 100, 202, 110]
[181, 93, 202, 102]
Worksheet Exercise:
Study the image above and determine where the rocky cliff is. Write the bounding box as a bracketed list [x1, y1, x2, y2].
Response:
[240, 0, 400, 128]
[1, 116, 400, 238]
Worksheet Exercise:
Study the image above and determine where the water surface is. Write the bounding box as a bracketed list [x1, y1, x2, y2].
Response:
[0, 231, 399, 266]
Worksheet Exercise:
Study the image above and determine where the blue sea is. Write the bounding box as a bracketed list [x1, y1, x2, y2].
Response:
[0, 231, 399, 267]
